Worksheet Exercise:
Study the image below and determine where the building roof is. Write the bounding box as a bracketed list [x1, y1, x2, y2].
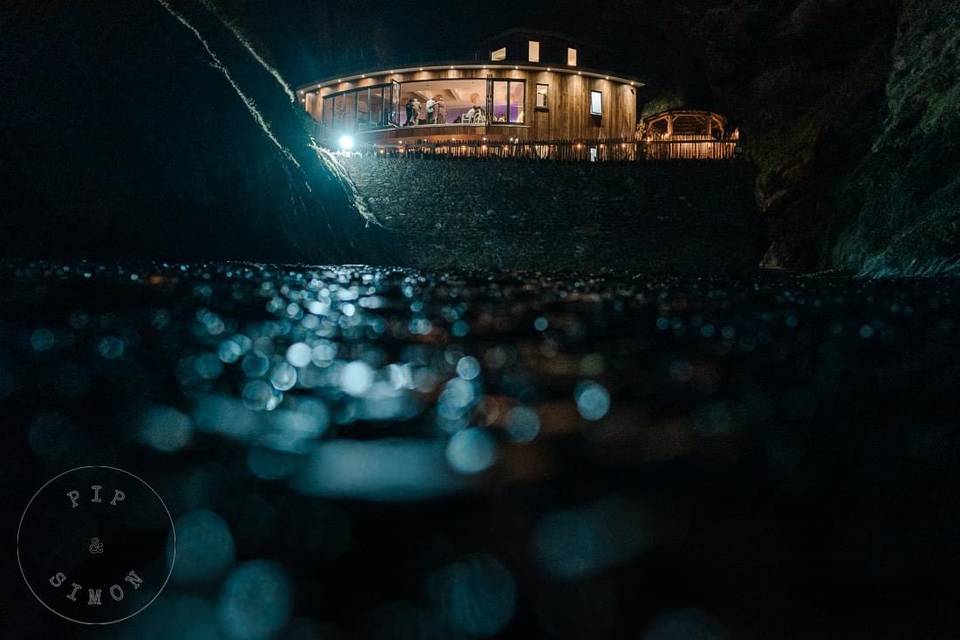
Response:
[477, 28, 612, 54]
[296, 60, 646, 94]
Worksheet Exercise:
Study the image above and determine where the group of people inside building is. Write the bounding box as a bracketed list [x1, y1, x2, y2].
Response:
[404, 96, 491, 126]
[404, 96, 446, 126]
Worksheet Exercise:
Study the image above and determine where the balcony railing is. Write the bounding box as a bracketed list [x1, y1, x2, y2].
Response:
[337, 138, 741, 162]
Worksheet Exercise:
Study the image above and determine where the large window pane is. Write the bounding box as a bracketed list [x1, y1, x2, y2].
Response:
[333, 94, 346, 127]
[492, 81, 509, 123]
[370, 88, 384, 127]
[490, 80, 525, 124]
[357, 88, 370, 127]
[322, 80, 524, 129]
[390, 81, 400, 125]
[399, 79, 487, 125]
[509, 81, 525, 123]
[342, 92, 357, 129]
[322, 96, 334, 127]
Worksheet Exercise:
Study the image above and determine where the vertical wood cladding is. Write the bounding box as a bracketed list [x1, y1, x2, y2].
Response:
[309, 68, 637, 142]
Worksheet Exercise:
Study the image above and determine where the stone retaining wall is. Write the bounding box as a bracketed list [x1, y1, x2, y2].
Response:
[339, 156, 764, 272]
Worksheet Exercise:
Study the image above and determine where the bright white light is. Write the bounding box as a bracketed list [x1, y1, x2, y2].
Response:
[338, 135, 355, 151]
[341, 360, 374, 396]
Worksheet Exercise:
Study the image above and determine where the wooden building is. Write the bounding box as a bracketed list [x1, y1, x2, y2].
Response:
[297, 30, 643, 148]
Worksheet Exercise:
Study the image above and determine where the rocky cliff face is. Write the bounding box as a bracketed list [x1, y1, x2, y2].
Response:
[617, 0, 959, 274]
[0, 0, 390, 264]
[830, 1, 960, 275]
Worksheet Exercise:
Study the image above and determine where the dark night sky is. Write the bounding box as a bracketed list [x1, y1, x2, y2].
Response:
[211, 0, 664, 84]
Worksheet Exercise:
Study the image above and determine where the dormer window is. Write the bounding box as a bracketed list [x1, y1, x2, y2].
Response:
[491, 47, 507, 62]
[528, 41, 540, 63]
[567, 47, 578, 66]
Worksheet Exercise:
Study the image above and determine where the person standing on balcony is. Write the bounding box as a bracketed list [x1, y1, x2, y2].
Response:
[412, 98, 422, 125]
[426, 97, 436, 124]
[436, 97, 447, 124]
[405, 97, 416, 127]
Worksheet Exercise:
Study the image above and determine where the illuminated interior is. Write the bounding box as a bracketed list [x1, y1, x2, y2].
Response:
[399, 79, 487, 125]
[321, 77, 528, 131]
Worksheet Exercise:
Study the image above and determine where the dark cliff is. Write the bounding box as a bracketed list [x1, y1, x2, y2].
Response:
[0, 0, 390, 263]
[612, 0, 959, 275]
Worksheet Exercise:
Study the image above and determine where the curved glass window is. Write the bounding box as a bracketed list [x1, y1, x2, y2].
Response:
[357, 89, 370, 126]
[320, 83, 400, 131]
[399, 79, 488, 125]
[318, 78, 525, 129]
[370, 88, 384, 127]
[322, 95, 334, 127]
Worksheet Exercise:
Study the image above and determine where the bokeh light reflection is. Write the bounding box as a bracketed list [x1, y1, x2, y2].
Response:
[428, 554, 517, 638]
[171, 509, 236, 585]
[218, 561, 293, 640]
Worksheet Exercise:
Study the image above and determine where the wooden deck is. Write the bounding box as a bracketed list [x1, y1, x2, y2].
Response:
[331, 138, 740, 161]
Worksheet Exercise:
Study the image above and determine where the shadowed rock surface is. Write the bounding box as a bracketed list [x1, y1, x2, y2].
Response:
[0, 0, 391, 264]
[617, 0, 960, 274]
[340, 156, 764, 272]
[830, 1, 960, 275]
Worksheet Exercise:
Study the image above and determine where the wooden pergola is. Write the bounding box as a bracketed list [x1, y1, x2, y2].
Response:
[641, 109, 730, 140]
